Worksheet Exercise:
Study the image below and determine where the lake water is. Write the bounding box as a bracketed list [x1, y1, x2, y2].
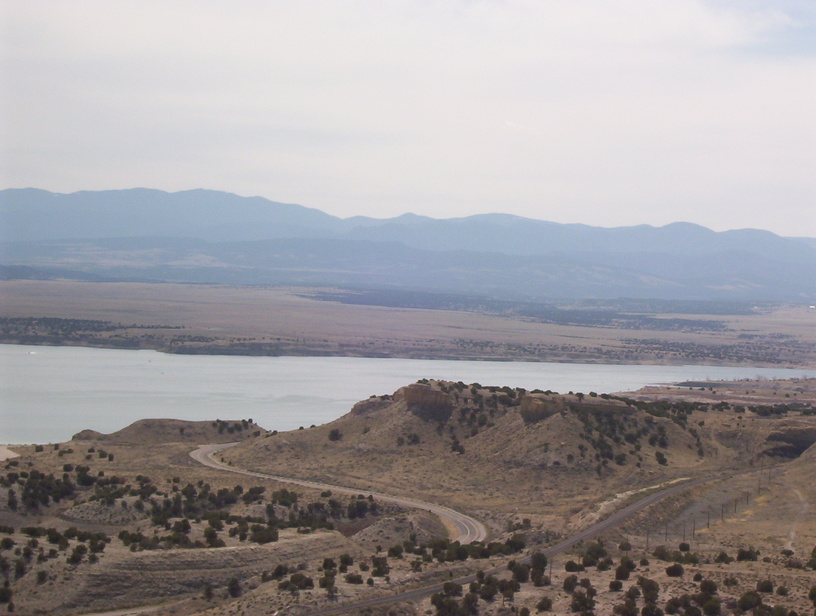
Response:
[2, 343, 815, 445]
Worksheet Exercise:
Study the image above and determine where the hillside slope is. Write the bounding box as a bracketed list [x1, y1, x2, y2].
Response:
[73, 418, 265, 445]
[222, 381, 779, 531]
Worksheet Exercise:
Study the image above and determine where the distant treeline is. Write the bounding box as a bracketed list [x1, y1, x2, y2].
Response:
[304, 289, 736, 332]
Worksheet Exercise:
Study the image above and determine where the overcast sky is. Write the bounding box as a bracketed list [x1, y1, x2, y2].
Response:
[2, 1, 815, 236]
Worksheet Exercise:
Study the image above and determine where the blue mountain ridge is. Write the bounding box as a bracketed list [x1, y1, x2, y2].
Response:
[1, 188, 814, 301]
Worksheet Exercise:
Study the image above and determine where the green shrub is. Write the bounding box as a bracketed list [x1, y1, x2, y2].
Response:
[756, 579, 774, 593]
[536, 596, 553, 611]
[737, 591, 762, 611]
[702, 598, 721, 616]
[227, 577, 241, 597]
[737, 547, 759, 561]
[700, 579, 718, 594]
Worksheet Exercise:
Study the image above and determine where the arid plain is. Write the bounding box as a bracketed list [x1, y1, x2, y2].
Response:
[2, 281, 816, 616]
[2, 280, 815, 366]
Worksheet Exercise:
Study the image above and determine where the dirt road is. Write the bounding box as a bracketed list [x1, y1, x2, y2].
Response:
[189, 442, 488, 544]
[189, 444, 755, 616]
[0, 446, 19, 461]
[305, 474, 721, 615]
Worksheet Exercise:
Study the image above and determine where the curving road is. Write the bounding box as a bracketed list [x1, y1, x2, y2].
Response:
[191, 443, 738, 616]
[304, 474, 727, 616]
[189, 443, 487, 544]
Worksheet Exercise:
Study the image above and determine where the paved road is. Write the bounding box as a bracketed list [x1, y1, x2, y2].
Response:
[189, 443, 488, 544]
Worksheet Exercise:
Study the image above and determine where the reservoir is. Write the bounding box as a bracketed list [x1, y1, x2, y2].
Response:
[2, 343, 815, 444]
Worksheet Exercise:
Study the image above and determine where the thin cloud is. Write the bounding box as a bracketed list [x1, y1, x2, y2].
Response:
[2, 0, 814, 235]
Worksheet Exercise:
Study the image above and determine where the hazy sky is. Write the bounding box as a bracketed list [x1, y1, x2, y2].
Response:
[2, 1, 815, 236]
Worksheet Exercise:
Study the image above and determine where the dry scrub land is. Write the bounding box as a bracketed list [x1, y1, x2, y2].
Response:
[2, 280, 816, 365]
[1, 378, 815, 616]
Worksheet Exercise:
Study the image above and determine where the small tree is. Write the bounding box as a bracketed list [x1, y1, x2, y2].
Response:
[756, 579, 774, 593]
[536, 596, 553, 612]
[737, 591, 762, 612]
[531, 551, 548, 571]
[227, 577, 241, 597]
[700, 579, 718, 594]
[702, 598, 721, 616]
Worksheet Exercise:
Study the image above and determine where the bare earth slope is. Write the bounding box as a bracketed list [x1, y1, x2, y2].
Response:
[1, 380, 815, 616]
[221, 380, 816, 533]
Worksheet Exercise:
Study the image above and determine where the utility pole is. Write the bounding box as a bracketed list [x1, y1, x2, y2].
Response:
[707, 510, 710, 529]
[721, 504, 724, 522]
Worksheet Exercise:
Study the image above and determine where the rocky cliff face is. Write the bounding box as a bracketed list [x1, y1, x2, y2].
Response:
[399, 384, 451, 408]
[397, 383, 452, 422]
[519, 395, 559, 424]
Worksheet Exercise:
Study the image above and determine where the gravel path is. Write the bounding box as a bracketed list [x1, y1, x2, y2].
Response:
[189, 442, 488, 544]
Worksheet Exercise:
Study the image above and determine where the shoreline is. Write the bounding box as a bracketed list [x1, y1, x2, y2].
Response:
[3, 339, 814, 370]
[4, 343, 815, 446]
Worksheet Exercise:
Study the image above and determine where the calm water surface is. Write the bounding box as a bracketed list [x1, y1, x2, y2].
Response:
[2, 344, 815, 444]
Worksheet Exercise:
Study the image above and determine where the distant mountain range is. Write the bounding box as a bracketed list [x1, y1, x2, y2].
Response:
[1, 188, 814, 302]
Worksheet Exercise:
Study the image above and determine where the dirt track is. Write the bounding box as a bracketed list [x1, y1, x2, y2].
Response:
[189, 442, 488, 544]
[0, 446, 19, 461]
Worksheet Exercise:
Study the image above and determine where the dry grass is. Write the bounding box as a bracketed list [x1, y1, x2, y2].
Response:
[1, 376, 815, 616]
